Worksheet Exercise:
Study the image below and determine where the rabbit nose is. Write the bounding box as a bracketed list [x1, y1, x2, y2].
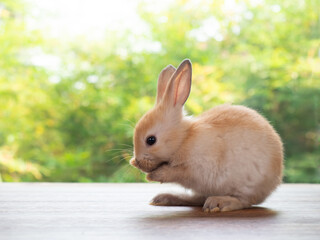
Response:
[130, 158, 139, 167]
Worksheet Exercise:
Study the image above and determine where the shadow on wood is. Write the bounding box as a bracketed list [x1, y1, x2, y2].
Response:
[142, 206, 278, 222]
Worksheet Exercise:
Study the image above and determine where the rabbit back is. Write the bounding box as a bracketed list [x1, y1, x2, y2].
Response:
[182, 104, 283, 205]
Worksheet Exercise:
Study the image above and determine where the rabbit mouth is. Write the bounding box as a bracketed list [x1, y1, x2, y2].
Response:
[131, 157, 169, 173]
[149, 161, 169, 172]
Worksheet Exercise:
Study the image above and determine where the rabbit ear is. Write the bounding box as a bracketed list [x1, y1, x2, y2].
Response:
[163, 59, 192, 107]
[156, 65, 176, 104]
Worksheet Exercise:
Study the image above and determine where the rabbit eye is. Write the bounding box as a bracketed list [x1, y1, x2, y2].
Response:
[146, 136, 157, 146]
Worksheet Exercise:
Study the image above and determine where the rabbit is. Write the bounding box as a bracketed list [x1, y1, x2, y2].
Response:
[130, 59, 283, 212]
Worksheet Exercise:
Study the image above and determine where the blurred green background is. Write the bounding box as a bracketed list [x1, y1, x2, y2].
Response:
[0, 0, 319, 183]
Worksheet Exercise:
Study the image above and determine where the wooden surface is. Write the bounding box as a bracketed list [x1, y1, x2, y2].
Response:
[0, 183, 320, 240]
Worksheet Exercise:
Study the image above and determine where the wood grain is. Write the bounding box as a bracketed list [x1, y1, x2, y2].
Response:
[0, 183, 320, 240]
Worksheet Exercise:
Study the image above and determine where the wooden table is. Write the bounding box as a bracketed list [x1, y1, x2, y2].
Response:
[1, 183, 319, 240]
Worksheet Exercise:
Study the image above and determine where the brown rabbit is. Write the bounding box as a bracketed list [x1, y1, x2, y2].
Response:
[130, 59, 283, 212]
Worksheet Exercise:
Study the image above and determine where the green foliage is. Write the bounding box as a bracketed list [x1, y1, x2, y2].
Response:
[0, 0, 319, 182]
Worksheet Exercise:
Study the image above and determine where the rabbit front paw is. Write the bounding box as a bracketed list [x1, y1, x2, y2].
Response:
[203, 196, 245, 212]
[150, 193, 183, 206]
[146, 164, 169, 183]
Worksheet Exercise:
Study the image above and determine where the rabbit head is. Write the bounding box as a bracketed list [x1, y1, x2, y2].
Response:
[130, 59, 192, 173]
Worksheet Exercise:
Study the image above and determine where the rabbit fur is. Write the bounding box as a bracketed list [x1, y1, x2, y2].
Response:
[130, 59, 283, 212]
